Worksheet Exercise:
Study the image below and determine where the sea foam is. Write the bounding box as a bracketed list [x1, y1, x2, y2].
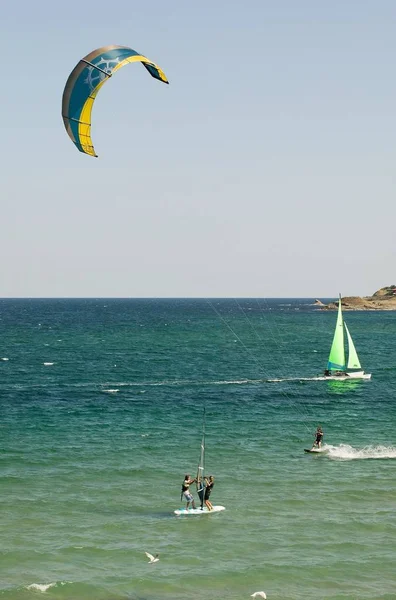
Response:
[26, 583, 57, 592]
[326, 444, 396, 460]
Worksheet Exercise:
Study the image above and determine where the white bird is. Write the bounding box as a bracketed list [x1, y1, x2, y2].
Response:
[251, 593, 266, 599]
[145, 552, 159, 563]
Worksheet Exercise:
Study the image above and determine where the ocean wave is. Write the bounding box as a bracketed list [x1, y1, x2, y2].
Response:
[26, 581, 71, 592]
[26, 582, 57, 592]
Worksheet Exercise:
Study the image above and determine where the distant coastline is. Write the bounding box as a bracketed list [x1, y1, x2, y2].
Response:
[315, 286, 396, 310]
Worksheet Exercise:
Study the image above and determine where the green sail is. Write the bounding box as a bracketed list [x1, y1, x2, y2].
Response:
[345, 323, 362, 370]
[327, 297, 346, 371]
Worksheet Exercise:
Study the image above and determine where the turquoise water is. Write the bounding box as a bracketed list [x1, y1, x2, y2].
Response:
[0, 299, 395, 600]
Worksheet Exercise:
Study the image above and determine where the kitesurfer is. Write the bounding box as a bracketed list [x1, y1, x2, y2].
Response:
[181, 474, 197, 510]
[313, 426, 324, 449]
[204, 475, 214, 510]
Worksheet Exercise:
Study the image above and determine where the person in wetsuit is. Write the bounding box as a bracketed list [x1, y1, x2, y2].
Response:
[204, 475, 214, 511]
[181, 474, 197, 510]
[313, 426, 324, 448]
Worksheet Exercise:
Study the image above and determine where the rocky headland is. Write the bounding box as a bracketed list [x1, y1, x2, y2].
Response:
[319, 286, 396, 310]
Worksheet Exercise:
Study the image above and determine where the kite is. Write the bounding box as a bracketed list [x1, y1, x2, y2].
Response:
[62, 45, 169, 157]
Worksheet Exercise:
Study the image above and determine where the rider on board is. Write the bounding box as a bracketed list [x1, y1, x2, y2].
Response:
[313, 426, 324, 449]
[181, 474, 197, 510]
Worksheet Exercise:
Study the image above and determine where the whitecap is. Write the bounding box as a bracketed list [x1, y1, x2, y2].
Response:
[26, 582, 57, 592]
[43, 362, 54, 366]
[1, 357, 9, 361]
[103, 389, 119, 394]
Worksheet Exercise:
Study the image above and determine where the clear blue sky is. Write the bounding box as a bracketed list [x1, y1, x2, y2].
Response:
[1, 0, 395, 297]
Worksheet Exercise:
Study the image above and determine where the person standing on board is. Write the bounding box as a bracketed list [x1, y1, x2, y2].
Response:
[204, 475, 215, 511]
[181, 474, 197, 510]
[313, 426, 324, 449]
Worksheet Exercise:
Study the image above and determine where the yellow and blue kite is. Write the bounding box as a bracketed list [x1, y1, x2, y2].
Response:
[62, 45, 169, 157]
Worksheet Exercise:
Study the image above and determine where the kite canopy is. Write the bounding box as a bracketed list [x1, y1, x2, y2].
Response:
[62, 45, 169, 157]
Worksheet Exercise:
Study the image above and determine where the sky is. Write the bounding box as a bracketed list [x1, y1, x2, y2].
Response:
[0, 0, 395, 298]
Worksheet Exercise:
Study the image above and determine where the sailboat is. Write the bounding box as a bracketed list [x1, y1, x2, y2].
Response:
[174, 408, 226, 516]
[323, 294, 371, 380]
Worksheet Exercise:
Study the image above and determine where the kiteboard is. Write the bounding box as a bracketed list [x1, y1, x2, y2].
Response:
[174, 505, 225, 516]
[304, 448, 323, 454]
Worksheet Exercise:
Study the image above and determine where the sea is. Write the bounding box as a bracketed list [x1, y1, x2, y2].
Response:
[0, 298, 395, 600]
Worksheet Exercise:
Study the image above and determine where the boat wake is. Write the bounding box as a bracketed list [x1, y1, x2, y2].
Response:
[102, 378, 266, 388]
[324, 444, 396, 460]
[2, 378, 268, 392]
[267, 376, 326, 382]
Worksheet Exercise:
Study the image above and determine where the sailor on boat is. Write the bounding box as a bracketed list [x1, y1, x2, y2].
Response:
[181, 474, 197, 510]
[325, 369, 346, 377]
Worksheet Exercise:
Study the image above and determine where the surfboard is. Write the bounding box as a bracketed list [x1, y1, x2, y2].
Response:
[304, 448, 323, 453]
[174, 505, 225, 516]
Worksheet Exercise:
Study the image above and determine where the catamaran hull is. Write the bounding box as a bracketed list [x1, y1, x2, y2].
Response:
[267, 371, 372, 382]
[324, 372, 371, 381]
